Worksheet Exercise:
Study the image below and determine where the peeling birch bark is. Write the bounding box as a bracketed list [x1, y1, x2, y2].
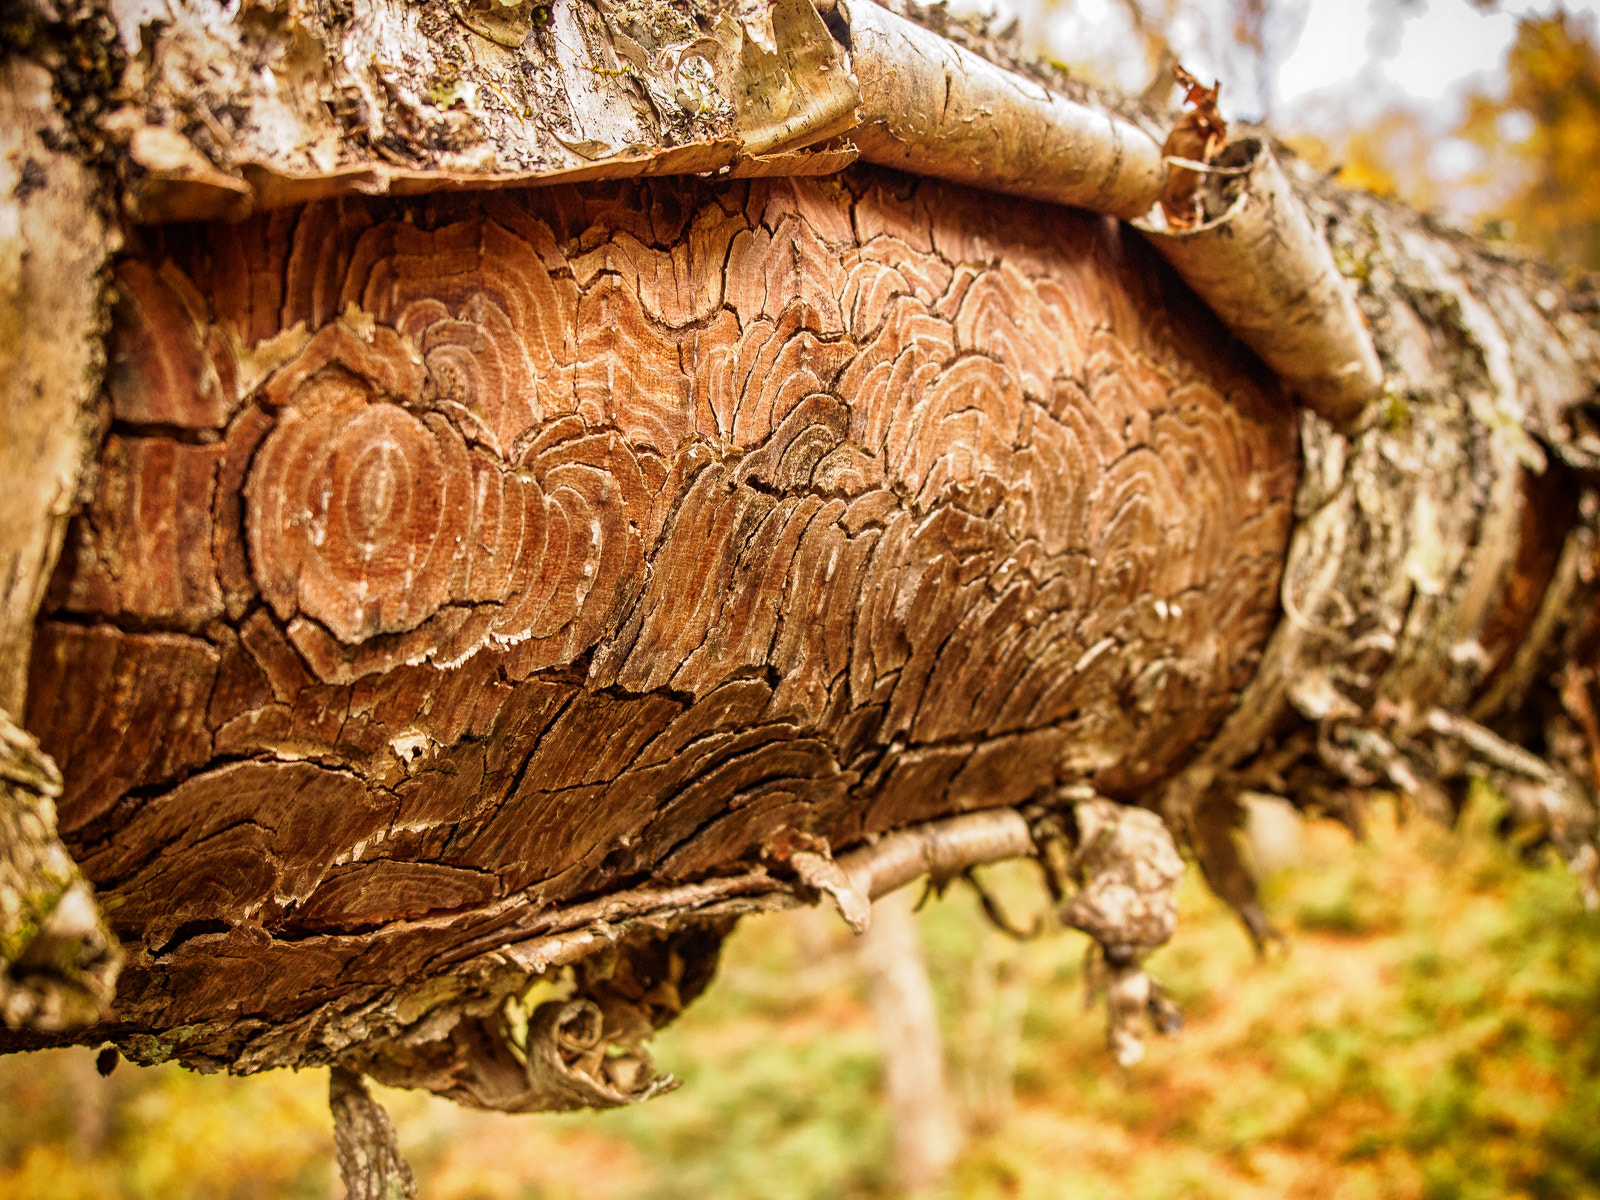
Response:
[832, 0, 1165, 219]
[0, 50, 122, 1031]
[1136, 138, 1385, 426]
[102, 0, 863, 222]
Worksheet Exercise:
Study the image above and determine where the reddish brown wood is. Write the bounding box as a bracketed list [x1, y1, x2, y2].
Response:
[23, 168, 1299, 1051]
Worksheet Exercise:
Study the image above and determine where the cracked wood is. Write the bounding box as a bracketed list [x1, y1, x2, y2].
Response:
[22, 167, 1299, 1052]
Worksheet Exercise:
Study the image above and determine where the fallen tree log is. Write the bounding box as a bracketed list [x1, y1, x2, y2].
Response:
[15, 160, 1299, 1071]
[3, 0, 1600, 1179]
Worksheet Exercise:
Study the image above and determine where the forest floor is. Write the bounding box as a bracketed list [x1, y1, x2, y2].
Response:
[3, 788, 1598, 1200]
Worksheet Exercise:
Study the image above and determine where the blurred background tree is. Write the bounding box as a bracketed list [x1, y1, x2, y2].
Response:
[1451, 11, 1600, 269]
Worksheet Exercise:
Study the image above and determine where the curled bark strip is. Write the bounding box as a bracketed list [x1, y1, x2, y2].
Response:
[731, 0, 863, 156]
[1137, 138, 1384, 426]
[101, 0, 1170, 225]
[346, 923, 721, 1113]
[516, 998, 681, 1111]
[329, 1066, 417, 1200]
[835, 0, 1164, 220]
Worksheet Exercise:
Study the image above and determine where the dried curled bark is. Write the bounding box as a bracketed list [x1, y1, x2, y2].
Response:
[1139, 138, 1385, 426]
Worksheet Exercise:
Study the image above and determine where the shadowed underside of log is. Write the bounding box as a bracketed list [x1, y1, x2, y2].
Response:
[17, 167, 1300, 1062]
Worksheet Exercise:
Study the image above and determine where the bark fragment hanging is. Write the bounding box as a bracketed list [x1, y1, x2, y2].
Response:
[1056, 797, 1186, 1066]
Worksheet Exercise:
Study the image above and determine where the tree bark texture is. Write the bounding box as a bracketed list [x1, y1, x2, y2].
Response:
[0, 39, 123, 1030]
[2, 0, 1599, 1128]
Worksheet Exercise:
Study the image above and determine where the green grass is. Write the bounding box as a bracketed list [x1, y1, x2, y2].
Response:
[3, 793, 1598, 1199]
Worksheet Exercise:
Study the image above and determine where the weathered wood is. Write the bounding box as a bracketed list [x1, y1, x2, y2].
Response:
[12, 167, 1298, 1076]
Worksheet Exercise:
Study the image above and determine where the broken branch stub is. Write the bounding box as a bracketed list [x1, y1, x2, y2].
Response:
[1137, 138, 1385, 427]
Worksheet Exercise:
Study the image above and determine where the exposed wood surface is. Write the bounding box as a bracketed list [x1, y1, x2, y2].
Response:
[15, 167, 1297, 1068]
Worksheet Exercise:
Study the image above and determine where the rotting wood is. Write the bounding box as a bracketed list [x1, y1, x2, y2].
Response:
[9, 168, 1300, 1086]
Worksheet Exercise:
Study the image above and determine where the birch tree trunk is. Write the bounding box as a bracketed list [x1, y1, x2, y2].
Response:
[2, 0, 1599, 1166]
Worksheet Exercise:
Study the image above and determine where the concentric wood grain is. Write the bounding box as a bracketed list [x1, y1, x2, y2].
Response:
[27, 169, 1300, 1034]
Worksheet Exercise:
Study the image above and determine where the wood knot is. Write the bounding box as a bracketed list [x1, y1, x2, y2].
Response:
[247, 374, 468, 644]
[243, 321, 649, 667]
